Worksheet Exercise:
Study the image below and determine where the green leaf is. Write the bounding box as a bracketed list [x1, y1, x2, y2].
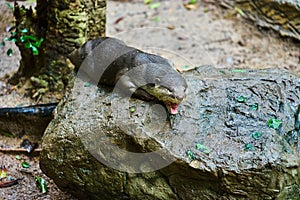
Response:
[34, 38, 44, 47]
[84, 82, 92, 87]
[15, 155, 22, 160]
[5, 37, 12, 41]
[11, 31, 17, 37]
[129, 106, 136, 113]
[27, 0, 37, 3]
[0, 165, 7, 179]
[24, 42, 32, 48]
[35, 176, 47, 193]
[235, 7, 245, 17]
[5, 2, 14, 11]
[189, 0, 197, 4]
[196, 143, 210, 154]
[0, 130, 14, 138]
[28, 35, 38, 41]
[232, 69, 246, 73]
[244, 143, 254, 151]
[236, 96, 245, 103]
[21, 161, 31, 168]
[20, 35, 26, 43]
[149, 2, 161, 9]
[0, 41, 5, 47]
[267, 118, 282, 129]
[252, 132, 262, 140]
[182, 65, 190, 69]
[31, 45, 39, 55]
[219, 70, 226, 74]
[20, 7, 26, 13]
[251, 103, 258, 111]
[33, 42, 40, 47]
[6, 36, 16, 42]
[187, 150, 196, 160]
[144, 0, 152, 4]
[6, 48, 13, 56]
[152, 16, 160, 22]
[21, 35, 38, 41]
[20, 28, 28, 33]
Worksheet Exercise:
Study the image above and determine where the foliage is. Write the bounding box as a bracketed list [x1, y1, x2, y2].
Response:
[149, 3, 161, 9]
[144, 0, 152, 4]
[252, 131, 262, 140]
[35, 176, 47, 193]
[2, 4, 44, 56]
[0, 165, 7, 179]
[0, 130, 15, 138]
[196, 142, 210, 154]
[187, 150, 196, 160]
[4, 28, 44, 56]
[188, 0, 197, 4]
[21, 161, 31, 168]
[236, 95, 246, 103]
[129, 106, 136, 113]
[267, 118, 282, 129]
[251, 103, 259, 111]
[244, 143, 254, 151]
[4, 2, 14, 11]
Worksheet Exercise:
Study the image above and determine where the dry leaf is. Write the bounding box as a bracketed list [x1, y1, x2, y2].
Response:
[183, 3, 198, 10]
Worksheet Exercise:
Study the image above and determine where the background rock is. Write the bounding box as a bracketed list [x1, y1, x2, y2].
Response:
[40, 67, 300, 199]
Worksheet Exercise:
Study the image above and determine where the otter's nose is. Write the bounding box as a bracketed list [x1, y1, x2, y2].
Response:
[176, 93, 186, 101]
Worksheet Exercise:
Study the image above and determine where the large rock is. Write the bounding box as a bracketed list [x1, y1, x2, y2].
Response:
[40, 67, 300, 199]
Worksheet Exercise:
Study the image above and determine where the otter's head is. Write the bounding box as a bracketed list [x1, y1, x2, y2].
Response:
[143, 72, 187, 114]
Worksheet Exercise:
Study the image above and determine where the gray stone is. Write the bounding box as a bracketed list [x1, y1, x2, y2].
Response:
[40, 67, 300, 199]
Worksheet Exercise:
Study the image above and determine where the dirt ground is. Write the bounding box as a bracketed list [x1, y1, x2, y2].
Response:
[0, 0, 299, 199]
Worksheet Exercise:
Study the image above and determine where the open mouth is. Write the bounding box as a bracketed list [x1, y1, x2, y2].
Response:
[166, 102, 179, 114]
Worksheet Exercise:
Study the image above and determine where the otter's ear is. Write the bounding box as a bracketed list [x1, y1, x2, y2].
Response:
[154, 78, 160, 86]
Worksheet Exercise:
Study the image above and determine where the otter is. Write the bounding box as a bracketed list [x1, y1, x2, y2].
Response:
[68, 37, 187, 114]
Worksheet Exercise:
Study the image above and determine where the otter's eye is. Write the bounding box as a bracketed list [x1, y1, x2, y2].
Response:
[169, 90, 175, 96]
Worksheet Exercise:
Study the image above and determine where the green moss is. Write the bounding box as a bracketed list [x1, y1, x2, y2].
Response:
[277, 184, 300, 199]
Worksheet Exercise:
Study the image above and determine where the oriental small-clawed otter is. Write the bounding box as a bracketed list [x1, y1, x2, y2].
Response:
[68, 37, 187, 114]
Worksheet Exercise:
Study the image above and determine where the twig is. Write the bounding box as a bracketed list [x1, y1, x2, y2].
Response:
[0, 178, 23, 188]
[203, 37, 232, 45]
[0, 148, 42, 154]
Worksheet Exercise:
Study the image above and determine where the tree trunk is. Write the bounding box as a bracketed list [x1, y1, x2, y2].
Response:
[9, 0, 106, 100]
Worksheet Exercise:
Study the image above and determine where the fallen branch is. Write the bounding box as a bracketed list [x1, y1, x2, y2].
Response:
[0, 178, 23, 188]
[0, 148, 42, 154]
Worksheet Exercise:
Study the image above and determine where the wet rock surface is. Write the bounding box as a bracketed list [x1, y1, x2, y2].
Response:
[40, 67, 300, 199]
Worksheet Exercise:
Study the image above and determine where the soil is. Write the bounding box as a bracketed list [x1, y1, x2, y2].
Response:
[0, 0, 299, 199]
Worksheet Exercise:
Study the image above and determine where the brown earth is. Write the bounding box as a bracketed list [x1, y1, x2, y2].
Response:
[0, 0, 299, 199]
